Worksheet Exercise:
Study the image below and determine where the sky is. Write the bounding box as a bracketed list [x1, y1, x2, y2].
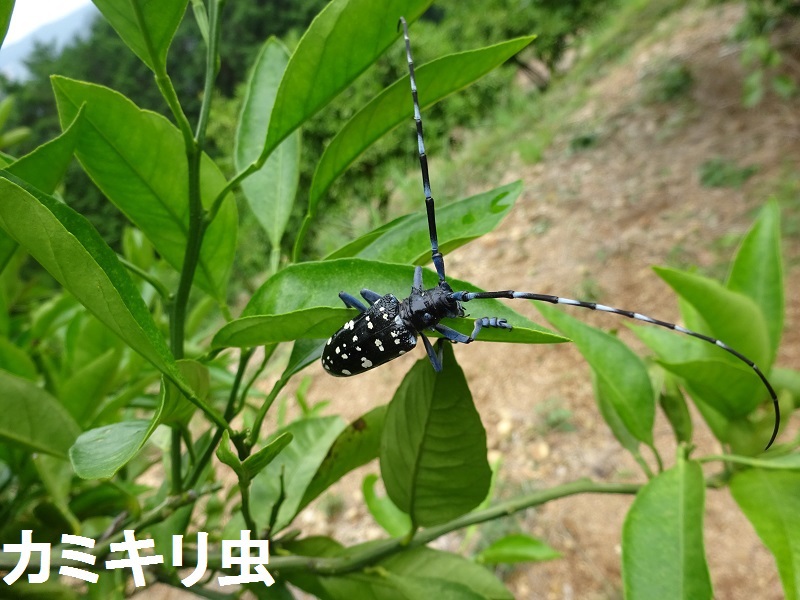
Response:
[5, 0, 92, 45]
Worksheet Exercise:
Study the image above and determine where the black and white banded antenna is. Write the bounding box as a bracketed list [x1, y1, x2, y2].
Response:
[395, 16, 780, 450]
[450, 289, 780, 449]
[399, 16, 446, 283]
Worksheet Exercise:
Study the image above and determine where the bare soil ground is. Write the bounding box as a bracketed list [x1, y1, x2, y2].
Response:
[298, 3, 800, 599]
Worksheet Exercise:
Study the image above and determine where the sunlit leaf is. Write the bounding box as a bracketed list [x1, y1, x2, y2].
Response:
[52, 76, 237, 300]
[92, 0, 188, 72]
[263, 0, 433, 157]
[622, 458, 711, 599]
[236, 37, 299, 252]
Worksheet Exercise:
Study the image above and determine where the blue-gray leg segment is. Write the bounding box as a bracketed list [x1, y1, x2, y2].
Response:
[420, 332, 443, 372]
[412, 266, 423, 292]
[360, 289, 382, 304]
[435, 317, 512, 344]
[338, 292, 367, 313]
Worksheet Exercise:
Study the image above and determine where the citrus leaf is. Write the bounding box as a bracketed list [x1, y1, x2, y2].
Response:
[263, 0, 434, 157]
[52, 76, 237, 300]
[236, 37, 299, 250]
[92, 0, 188, 72]
[309, 37, 534, 213]
[380, 343, 491, 527]
[622, 458, 711, 599]
[731, 469, 800, 600]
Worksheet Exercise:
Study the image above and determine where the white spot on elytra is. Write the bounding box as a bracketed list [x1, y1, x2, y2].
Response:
[399, 350, 405, 355]
[342, 354, 348, 359]
[361, 357, 373, 368]
[344, 320, 354, 330]
[342, 369, 351, 375]
[395, 339, 400, 345]
[335, 347, 340, 354]
[367, 322, 374, 329]
[327, 337, 331, 345]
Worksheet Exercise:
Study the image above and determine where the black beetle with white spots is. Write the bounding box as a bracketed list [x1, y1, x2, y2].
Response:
[321, 16, 780, 450]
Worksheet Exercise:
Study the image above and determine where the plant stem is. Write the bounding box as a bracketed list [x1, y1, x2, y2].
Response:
[117, 255, 171, 301]
[292, 213, 313, 262]
[5, 480, 639, 573]
[247, 373, 289, 448]
[269, 479, 641, 575]
[171, 426, 183, 494]
[170, 0, 225, 359]
[185, 348, 254, 488]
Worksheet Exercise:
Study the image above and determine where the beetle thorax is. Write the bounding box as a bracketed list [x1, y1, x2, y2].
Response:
[400, 281, 464, 332]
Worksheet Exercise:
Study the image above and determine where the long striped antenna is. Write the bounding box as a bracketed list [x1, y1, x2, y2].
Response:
[399, 16, 446, 283]
[450, 288, 781, 449]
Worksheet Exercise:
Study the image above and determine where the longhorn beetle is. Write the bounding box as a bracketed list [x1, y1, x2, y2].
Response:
[321, 17, 780, 450]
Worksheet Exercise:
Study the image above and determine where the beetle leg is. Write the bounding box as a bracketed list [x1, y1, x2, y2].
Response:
[360, 289, 382, 304]
[434, 323, 470, 344]
[338, 292, 368, 313]
[420, 332, 442, 371]
[412, 265, 423, 293]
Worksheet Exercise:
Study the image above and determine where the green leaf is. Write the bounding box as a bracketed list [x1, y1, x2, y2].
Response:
[475, 533, 562, 565]
[92, 0, 188, 72]
[381, 547, 512, 599]
[236, 37, 299, 252]
[309, 36, 534, 213]
[658, 371, 693, 444]
[70, 419, 158, 480]
[263, 0, 434, 157]
[0, 106, 86, 273]
[362, 473, 412, 537]
[726, 200, 783, 357]
[70, 359, 209, 479]
[0, 0, 13, 49]
[299, 405, 386, 511]
[0, 369, 80, 458]
[380, 343, 491, 527]
[655, 358, 762, 419]
[622, 458, 711, 600]
[51, 76, 237, 300]
[772, 367, 800, 403]
[238, 258, 565, 345]
[537, 303, 655, 446]
[160, 359, 209, 426]
[285, 541, 511, 600]
[243, 431, 293, 480]
[0, 174, 178, 378]
[731, 469, 800, 600]
[704, 453, 800, 470]
[249, 416, 347, 532]
[60, 347, 121, 426]
[326, 182, 522, 264]
[0, 335, 37, 380]
[654, 266, 771, 368]
[7, 104, 85, 194]
[282, 338, 327, 380]
[34, 454, 80, 533]
[216, 430, 243, 478]
[213, 307, 355, 349]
